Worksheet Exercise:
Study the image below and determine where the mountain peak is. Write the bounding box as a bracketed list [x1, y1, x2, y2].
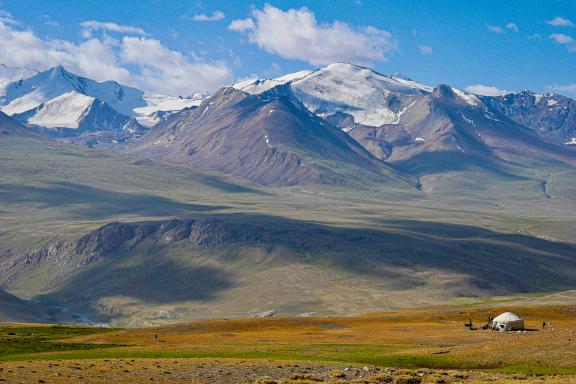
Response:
[391, 72, 413, 81]
[133, 83, 410, 187]
[321, 62, 384, 78]
[433, 84, 481, 107]
[432, 84, 455, 97]
[47, 65, 70, 75]
[1, 66, 146, 116]
[324, 62, 370, 71]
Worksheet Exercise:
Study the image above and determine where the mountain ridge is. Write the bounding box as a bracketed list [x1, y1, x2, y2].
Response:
[0, 65, 204, 132]
[13, 91, 146, 138]
[131, 86, 416, 187]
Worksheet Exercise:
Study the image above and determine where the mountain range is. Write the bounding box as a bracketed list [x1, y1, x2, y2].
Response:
[1, 62, 576, 325]
[2, 62, 574, 164]
[0, 65, 202, 143]
[128, 62, 575, 187]
[130, 86, 412, 186]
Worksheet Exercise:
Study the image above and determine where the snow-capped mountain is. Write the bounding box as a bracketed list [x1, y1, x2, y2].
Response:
[132, 87, 412, 187]
[0, 64, 38, 92]
[134, 94, 205, 127]
[347, 84, 576, 177]
[13, 91, 144, 137]
[0, 65, 208, 138]
[481, 91, 576, 145]
[233, 70, 314, 95]
[234, 63, 432, 128]
[2, 61, 574, 175]
[0, 66, 146, 116]
[222, 63, 576, 183]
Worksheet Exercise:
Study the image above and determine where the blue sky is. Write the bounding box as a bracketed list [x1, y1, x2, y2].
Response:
[1, 0, 575, 96]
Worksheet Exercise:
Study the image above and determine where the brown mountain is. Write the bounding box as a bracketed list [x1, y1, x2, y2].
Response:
[131, 87, 415, 187]
[0, 111, 35, 137]
[348, 85, 576, 176]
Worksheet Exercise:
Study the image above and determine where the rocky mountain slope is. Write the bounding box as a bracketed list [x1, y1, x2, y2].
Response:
[481, 91, 576, 145]
[349, 84, 576, 176]
[131, 87, 413, 187]
[236, 63, 576, 180]
[0, 111, 35, 137]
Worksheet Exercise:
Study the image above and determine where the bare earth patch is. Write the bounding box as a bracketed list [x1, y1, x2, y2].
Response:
[0, 358, 574, 383]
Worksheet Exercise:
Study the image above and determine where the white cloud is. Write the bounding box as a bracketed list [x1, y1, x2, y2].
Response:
[487, 23, 518, 33]
[505, 23, 519, 32]
[190, 11, 225, 22]
[547, 83, 576, 96]
[228, 18, 255, 32]
[0, 20, 233, 94]
[418, 45, 433, 55]
[80, 21, 147, 37]
[487, 25, 504, 33]
[465, 84, 508, 96]
[546, 16, 574, 27]
[228, 4, 396, 66]
[549, 33, 573, 44]
[120, 36, 232, 94]
[549, 33, 576, 52]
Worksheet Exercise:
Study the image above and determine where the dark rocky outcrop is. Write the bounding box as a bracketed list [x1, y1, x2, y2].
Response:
[481, 91, 576, 145]
[0, 218, 265, 290]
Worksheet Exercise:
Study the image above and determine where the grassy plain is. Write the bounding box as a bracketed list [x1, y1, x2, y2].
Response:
[0, 304, 575, 383]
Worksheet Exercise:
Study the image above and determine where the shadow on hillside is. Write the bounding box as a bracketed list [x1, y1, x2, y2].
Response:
[0, 181, 226, 218]
[199, 212, 576, 294]
[392, 150, 524, 179]
[31, 212, 576, 315]
[195, 175, 269, 195]
[43, 256, 233, 305]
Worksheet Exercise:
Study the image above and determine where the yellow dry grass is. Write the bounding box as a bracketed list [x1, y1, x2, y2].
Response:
[2, 304, 576, 383]
[76, 304, 576, 368]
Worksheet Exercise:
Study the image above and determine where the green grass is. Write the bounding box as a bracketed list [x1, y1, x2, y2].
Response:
[0, 320, 574, 375]
[2, 340, 572, 375]
[0, 342, 466, 367]
[498, 363, 576, 375]
[0, 325, 120, 358]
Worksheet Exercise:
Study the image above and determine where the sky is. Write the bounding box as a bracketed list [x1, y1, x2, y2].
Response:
[0, 0, 575, 97]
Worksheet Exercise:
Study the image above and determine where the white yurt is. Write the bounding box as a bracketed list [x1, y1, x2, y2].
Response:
[492, 312, 524, 331]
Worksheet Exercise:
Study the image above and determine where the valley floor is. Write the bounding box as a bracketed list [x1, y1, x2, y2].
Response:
[1, 304, 575, 383]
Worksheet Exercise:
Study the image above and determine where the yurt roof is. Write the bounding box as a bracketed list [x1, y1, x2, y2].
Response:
[493, 312, 522, 322]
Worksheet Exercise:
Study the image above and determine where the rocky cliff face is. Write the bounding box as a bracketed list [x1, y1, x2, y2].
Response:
[481, 91, 576, 145]
[0, 218, 265, 291]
